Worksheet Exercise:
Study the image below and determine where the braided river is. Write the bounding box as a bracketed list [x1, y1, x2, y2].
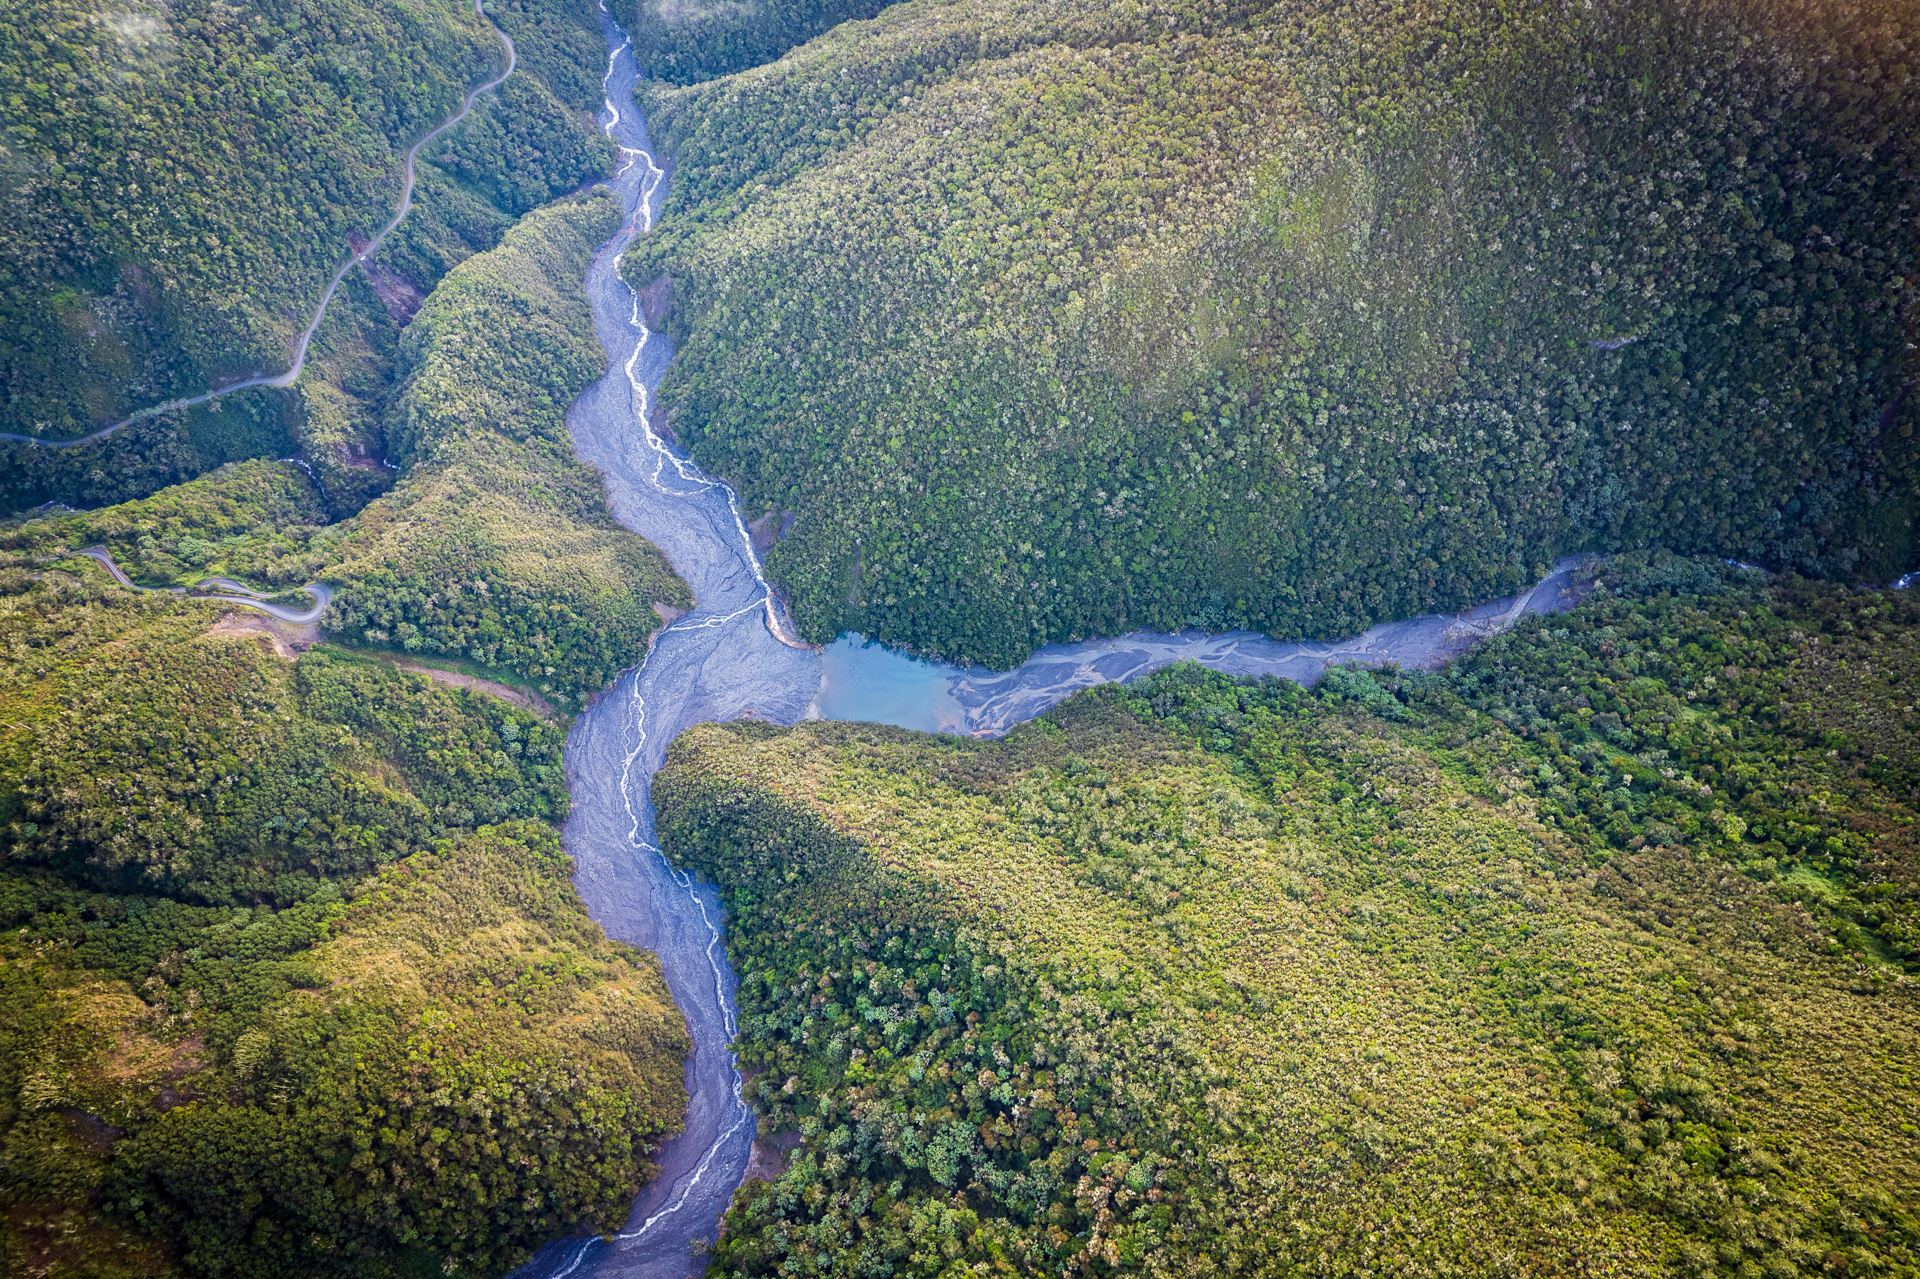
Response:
[518, 11, 1584, 1277]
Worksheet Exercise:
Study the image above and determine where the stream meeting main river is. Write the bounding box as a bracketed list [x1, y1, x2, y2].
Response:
[516, 11, 1584, 1277]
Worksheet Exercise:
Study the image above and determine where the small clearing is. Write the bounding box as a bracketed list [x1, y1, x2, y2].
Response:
[205, 611, 317, 660]
[398, 664, 557, 719]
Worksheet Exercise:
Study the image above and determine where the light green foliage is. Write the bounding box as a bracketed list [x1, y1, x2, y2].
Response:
[0, 458, 329, 590]
[0, 572, 689, 1277]
[0, 822, 689, 1278]
[321, 192, 693, 708]
[654, 558, 1918, 1278]
[633, 0, 1920, 668]
[0, 572, 568, 903]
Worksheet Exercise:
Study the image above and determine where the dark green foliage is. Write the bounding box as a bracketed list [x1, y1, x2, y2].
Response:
[429, 70, 614, 219]
[321, 193, 692, 708]
[492, 0, 617, 111]
[3, 191, 692, 715]
[0, 0, 503, 438]
[0, 823, 689, 1279]
[611, 0, 892, 85]
[292, 0, 619, 516]
[633, 0, 1920, 668]
[0, 390, 301, 518]
[655, 560, 1920, 1279]
[0, 0, 617, 524]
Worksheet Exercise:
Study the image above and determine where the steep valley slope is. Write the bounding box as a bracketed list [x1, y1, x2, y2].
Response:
[0, 124, 696, 1275]
[657, 556, 1920, 1279]
[0, 0, 621, 515]
[632, 0, 1920, 668]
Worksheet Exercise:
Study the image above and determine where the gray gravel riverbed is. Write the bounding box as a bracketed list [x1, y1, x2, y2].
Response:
[515, 13, 1586, 1276]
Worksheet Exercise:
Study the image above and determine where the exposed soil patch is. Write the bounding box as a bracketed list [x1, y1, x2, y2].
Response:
[649, 404, 676, 443]
[742, 1129, 802, 1184]
[363, 265, 425, 325]
[205, 611, 318, 660]
[637, 273, 673, 329]
[333, 440, 392, 471]
[349, 232, 426, 324]
[748, 509, 795, 555]
[653, 601, 688, 625]
[398, 663, 557, 719]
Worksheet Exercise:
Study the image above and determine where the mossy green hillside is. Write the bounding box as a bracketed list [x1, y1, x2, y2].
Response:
[634, 0, 1920, 668]
[654, 559, 1919, 1279]
[320, 190, 693, 710]
[0, 0, 501, 439]
[0, 0, 619, 515]
[0, 567, 689, 1278]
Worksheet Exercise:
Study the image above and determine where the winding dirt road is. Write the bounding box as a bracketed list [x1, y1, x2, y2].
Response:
[0, 0, 518, 449]
[79, 546, 330, 623]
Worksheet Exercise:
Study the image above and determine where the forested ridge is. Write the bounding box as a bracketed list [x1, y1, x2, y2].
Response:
[0, 0, 619, 513]
[3, 186, 690, 713]
[0, 457, 331, 592]
[633, 0, 1920, 668]
[0, 561, 689, 1276]
[0, 0, 502, 438]
[656, 556, 1919, 1279]
[317, 191, 693, 710]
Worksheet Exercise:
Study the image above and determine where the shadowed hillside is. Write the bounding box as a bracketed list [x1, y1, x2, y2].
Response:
[632, 0, 1920, 667]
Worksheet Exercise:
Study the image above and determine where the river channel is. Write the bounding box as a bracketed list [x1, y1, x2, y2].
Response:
[517, 12, 1586, 1277]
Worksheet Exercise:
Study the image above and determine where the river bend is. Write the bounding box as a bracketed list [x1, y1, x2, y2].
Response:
[518, 12, 1588, 1277]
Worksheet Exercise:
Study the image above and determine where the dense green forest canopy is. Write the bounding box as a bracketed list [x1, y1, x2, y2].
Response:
[634, 0, 1920, 668]
[0, 0, 502, 438]
[4, 191, 690, 712]
[0, 0, 618, 516]
[0, 4, 714, 1273]
[0, 566, 689, 1276]
[655, 556, 1918, 1279]
[609, 0, 893, 85]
